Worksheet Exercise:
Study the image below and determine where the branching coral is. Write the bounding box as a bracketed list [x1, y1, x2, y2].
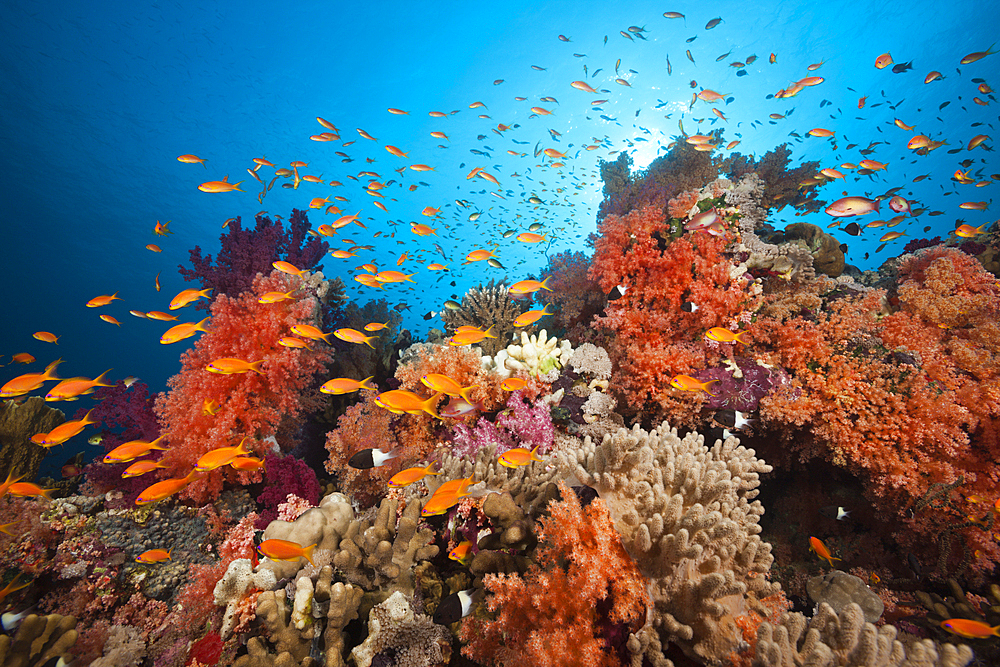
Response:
[540, 251, 606, 343]
[441, 279, 531, 356]
[153, 270, 334, 503]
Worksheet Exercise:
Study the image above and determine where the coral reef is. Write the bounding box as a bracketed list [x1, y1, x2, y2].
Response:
[442, 279, 531, 356]
[0, 397, 64, 482]
[0, 613, 78, 667]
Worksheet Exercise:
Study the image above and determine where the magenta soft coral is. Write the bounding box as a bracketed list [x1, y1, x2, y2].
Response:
[153, 270, 333, 504]
[460, 483, 648, 667]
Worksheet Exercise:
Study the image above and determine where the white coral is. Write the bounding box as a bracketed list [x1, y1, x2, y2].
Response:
[503, 329, 573, 378]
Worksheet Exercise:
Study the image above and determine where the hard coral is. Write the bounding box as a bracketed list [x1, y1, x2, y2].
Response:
[154, 270, 333, 504]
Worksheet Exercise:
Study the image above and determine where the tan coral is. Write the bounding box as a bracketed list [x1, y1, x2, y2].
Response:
[753, 602, 974, 667]
[333, 494, 438, 595]
[562, 422, 779, 666]
[0, 613, 78, 667]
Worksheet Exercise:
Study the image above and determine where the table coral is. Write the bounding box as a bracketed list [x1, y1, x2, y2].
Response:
[153, 270, 334, 504]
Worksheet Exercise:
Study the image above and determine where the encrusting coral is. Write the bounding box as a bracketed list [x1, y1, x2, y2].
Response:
[563, 423, 780, 666]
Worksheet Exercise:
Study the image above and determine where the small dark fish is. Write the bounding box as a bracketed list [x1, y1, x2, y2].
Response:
[839, 243, 848, 254]
[686, 50, 695, 64]
[819, 506, 851, 521]
[923, 226, 932, 232]
[736, 70, 748, 77]
[680, 301, 699, 312]
[433, 589, 480, 625]
[487, 258, 506, 270]
[620, 30, 634, 41]
[503, 229, 515, 238]
[423, 311, 438, 320]
[528, 223, 543, 231]
[907, 553, 922, 578]
[705, 17, 723, 29]
[844, 222, 862, 236]
[531, 65, 547, 71]
[939, 101, 950, 110]
[864, 252, 869, 260]
[666, 55, 672, 75]
[443, 300, 461, 310]
[686, 36, 697, 43]
[891, 61, 913, 73]
[348, 447, 399, 469]
[592, 68, 602, 78]
[876, 242, 887, 253]
[745, 54, 757, 64]
[716, 49, 732, 62]
[607, 285, 628, 301]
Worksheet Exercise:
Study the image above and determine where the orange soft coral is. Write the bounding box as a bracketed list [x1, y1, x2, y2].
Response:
[459, 483, 648, 667]
[153, 270, 333, 503]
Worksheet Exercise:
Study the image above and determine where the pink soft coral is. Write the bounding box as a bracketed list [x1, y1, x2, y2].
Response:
[460, 483, 648, 667]
[153, 270, 333, 503]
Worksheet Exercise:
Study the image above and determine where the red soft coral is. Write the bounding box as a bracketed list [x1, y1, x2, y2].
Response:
[460, 483, 648, 667]
[589, 205, 760, 425]
[153, 270, 333, 503]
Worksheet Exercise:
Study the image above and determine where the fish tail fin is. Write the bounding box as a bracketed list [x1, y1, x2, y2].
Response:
[302, 544, 316, 566]
[93, 369, 114, 387]
[425, 462, 441, 475]
[234, 181, 244, 192]
[483, 325, 496, 339]
[195, 317, 212, 333]
[43, 358, 63, 380]
[530, 446, 544, 462]
[148, 435, 169, 451]
[249, 360, 265, 375]
[702, 379, 720, 397]
[320, 331, 334, 345]
[734, 331, 750, 346]
[364, 335, 377, 350]
[422, 392, 443, 420]
[40, 487, 54, 501]
[458, 384, 480, 404]
[873, 198, 881, 213]
[540, 276, 553, 291]
[236, 437, 251, 456]
[200, 288, 213, 298]
[361, 376, 376, 391]
[167, 549, 173, 560]
[81, 408, 99, 426]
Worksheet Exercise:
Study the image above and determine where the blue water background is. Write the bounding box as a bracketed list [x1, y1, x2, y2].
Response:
[1, 0, 996, 474]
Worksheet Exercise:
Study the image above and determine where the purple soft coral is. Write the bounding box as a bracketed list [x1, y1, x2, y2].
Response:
[179, 208, 329, 301]
[255, 454, 321, 528]
[450, 392, 555, 460]
[691, 357, 792, 412]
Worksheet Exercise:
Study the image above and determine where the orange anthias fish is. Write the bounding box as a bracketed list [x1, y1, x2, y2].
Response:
[334, 328, 378, 349]
[1, 358, 63, 398]
[33, 331, 59, 344]
[258, 538, 315, 565]
[874, 52, 893, 69]
[195, 437, 253, 472]
[411, 223, 437, 236]
[960, 43, 997, 65]
[320, 376, 376, 395]
[420, 373, 479, 403]
[809, 536, 841, 567]
[290, 324, 333, 344]
[206, 358, 264, 375]
[0, 576, 31, 605]
[136, 548, 172, 563]
[103, 435, 170, 463]
[9, 482, 55, 501]
[705, 327, 749, 344]
[177, 154, 207, 168]
[198, 175, 243, 193]
[447, 326, 496, 347]
[153, 219, 173, 236]
[122, 459, 169, 478]
[501, 377, 527, 392]
[45, 369, 113, 401]
[669, 374, 719, 395]
[516, 232, 547, 243]
[955, 223, 989, 238]
[498, 446, 544, 469]
[388, 462, 441, 487]
[422, 477, 474, 516]
[571, 80, 598, 93]
[940, 618, 1000, 639]
[513, 304, 552, 327]
[136, 470, 201, 504]
[160, 317, 211, 345]
[40, 408, 99, 447]
[375, 390, 442, 418]
[0, 472, 24, 499]
[465, 249, 496, 263]
[169, 288, 213, 310]
[448, 540, 474, 566]
[258, 289, 298, 304]
[86, 291, 121, 307]
[509, 277, 553, 294]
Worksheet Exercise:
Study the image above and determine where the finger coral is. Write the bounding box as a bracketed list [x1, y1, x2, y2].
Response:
[563, 423, 779, 666]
